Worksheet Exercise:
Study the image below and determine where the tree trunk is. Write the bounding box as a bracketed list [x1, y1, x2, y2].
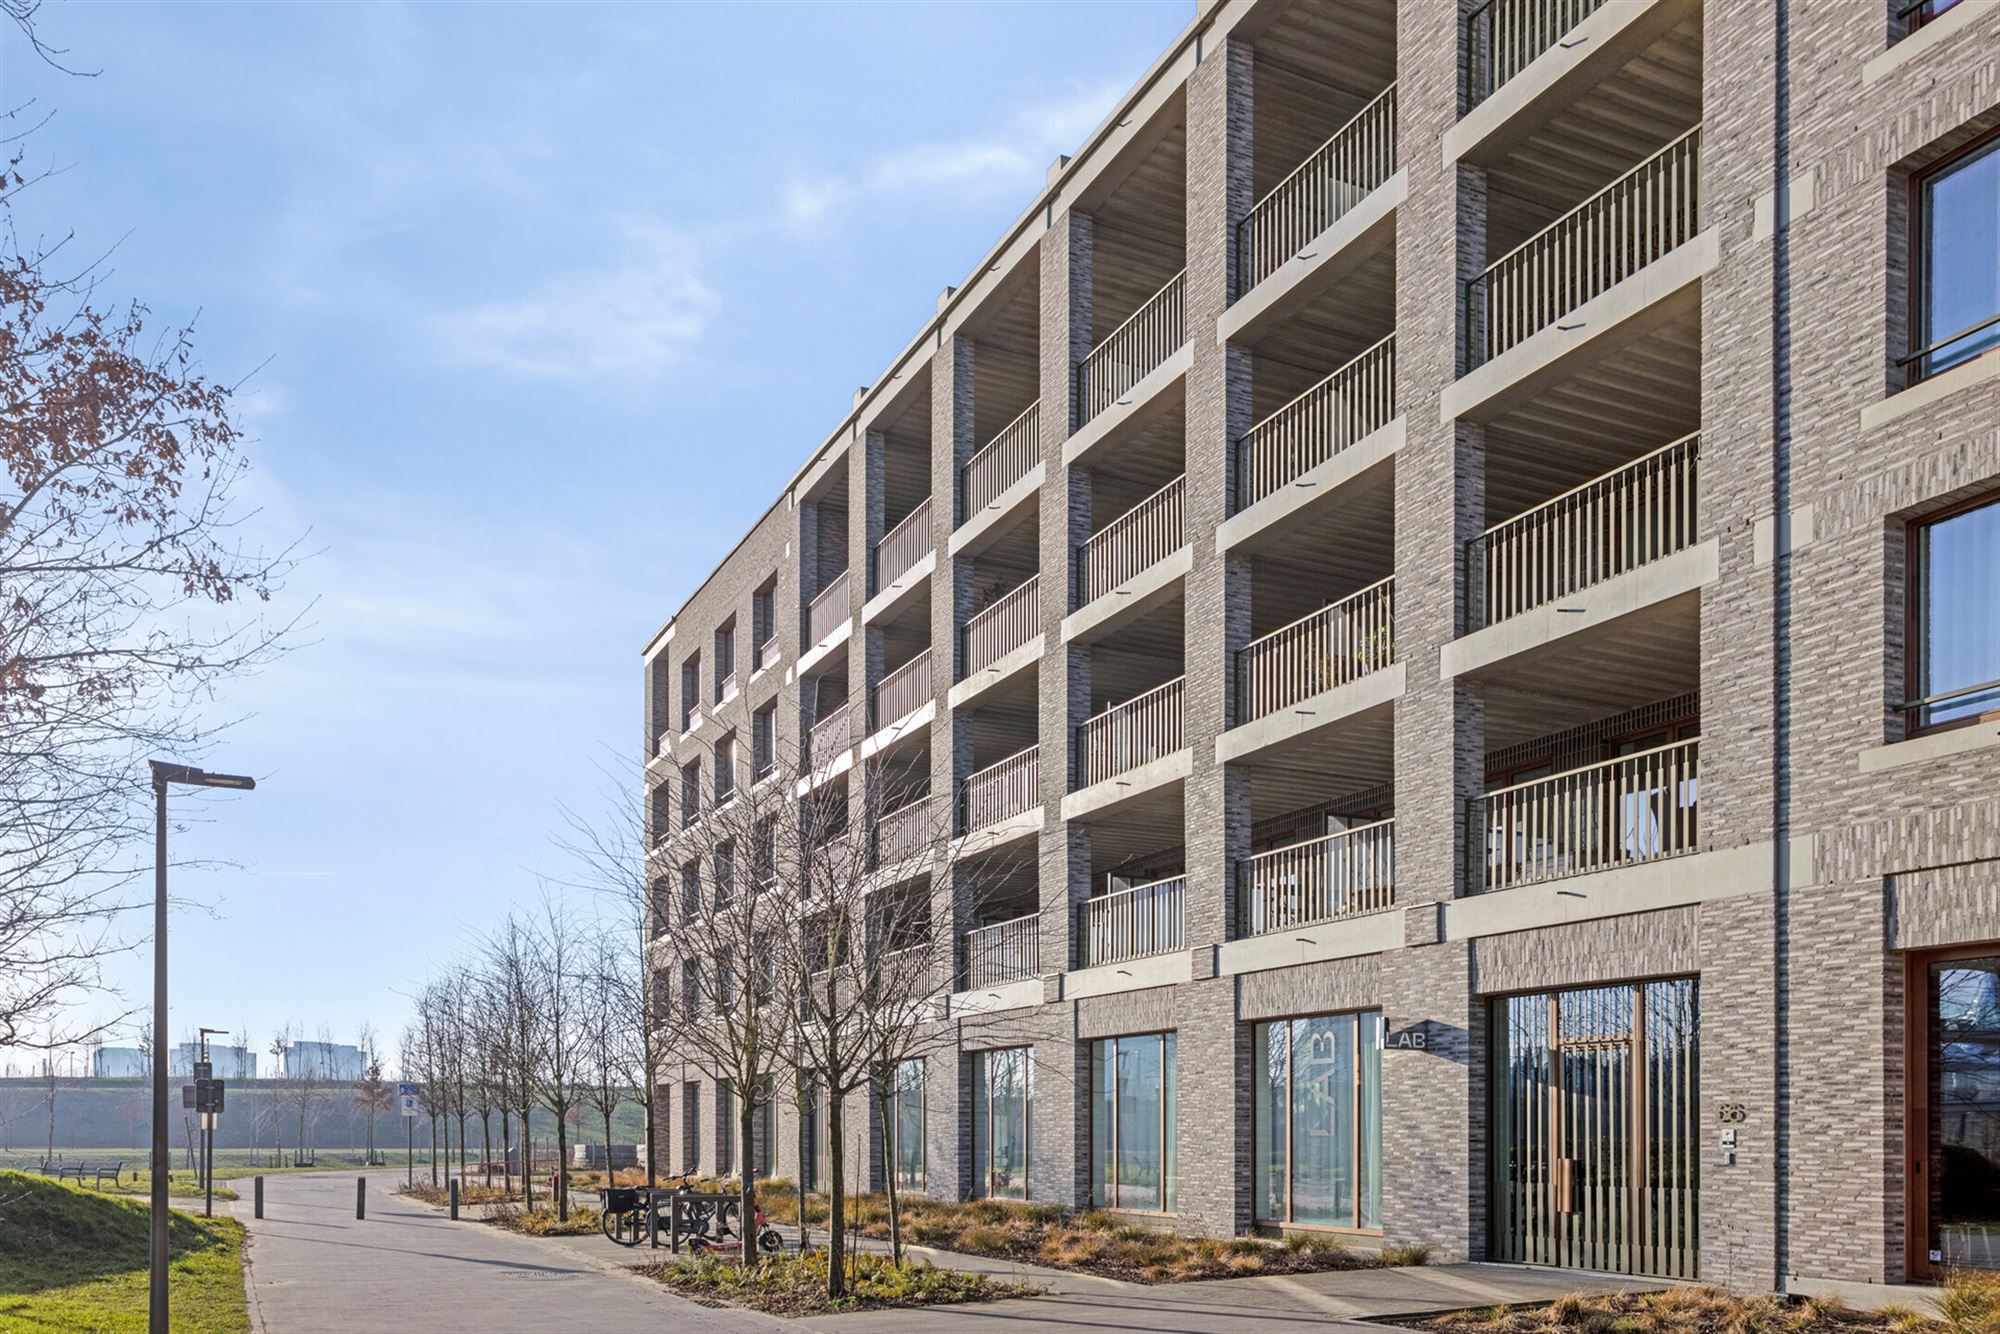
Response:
[480, 1111, 492, 1188]
[554, 1106, 570, 1223]
[521, 1105, 535, 1211]
[879, 1084, 903, 1264]
[500, 1109, 512, 1195]
[796, 1094, 811, 1255]
[740, 1093, 759, 1268]
[601, 1106, 614, 1189]
[827, 1094, 846, 1300]
[457, 1113, 469, 1187]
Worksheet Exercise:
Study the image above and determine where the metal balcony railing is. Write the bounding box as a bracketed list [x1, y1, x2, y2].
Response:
[1080, 876, 1185, 967]
[1076, 270, 1186, 425]
[965, 575, 1039, 677]
[1473, 736, 1699, 891]
[1077, 677, 1184, 788]
[1236, 577, 1395, 723]
[873, 795, 932, 869]
[965, 913, 1040, 989]
[1468, 126, 1701, 366]
[873, 497, 933, 594]
[963, 745, 1038, 833]
[1237, 336, 1395, 511]
[1238, 819, 1396, 937]
[960, 401, 1041, 522]
[1465, 0, 1608, 108]
[1077, 475, 1184, 606]
[1238, 83, 1398, 292]
[870, 650, 932, 731]
[807, 568, 850, 646]
[1466, 433, 1700, 631]
[807, 703, 851, 772]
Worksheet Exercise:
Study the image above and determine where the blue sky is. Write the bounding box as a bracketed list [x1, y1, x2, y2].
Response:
[3, 0, 1190, 1074]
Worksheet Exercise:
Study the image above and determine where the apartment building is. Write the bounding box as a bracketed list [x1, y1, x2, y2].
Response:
[641, 0, 2000, 1293]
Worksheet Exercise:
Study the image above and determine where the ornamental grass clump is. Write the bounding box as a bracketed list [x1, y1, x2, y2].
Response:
[641, 1250, 1039, 1316]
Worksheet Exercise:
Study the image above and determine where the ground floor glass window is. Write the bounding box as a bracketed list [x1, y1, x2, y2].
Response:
[1091, 1032, 1177, 1212]
[972, 1047, 1031, 1199]
[889, 1058, 925, 1191]
[1919, 952, 2000, 1272]
[1254, 1012, 1382, 1229]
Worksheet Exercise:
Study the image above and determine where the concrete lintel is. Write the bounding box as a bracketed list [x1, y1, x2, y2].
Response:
[1859, 719, 2000, 774]
[1062, 345, 1193, 470]
[1216, 662, 1405, 765]
[795, 617, 852, 678]
[955, 808, 1044, 859]
[1445, 840, 1775, 943]
[860, 700, 935, 760]
[1862, 0, 1998, 86]
[1217, 170, 1406, 347]
[949, 463, 1045, 560]
[949, 635, 1044, 711]
[1441, 230, 1718, 425]
[948, 976, 1044, 1018]
[1858, 348, 2000, 433]
[862, 551, 935, 625]
[1063, 546, 1193, 645]
[1062, 749, 1193, 822]
[1217, 418, 1404, 554]
[1440, 539, 1719, 682]
[1214, 908, 1403, 978]
[1061, 949, 1193, 1000]
[1443, 0, 1691, 168]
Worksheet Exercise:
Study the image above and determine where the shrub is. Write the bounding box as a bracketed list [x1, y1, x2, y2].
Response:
[489, 1202, 602, 1236]
[957, 1224, 1011, 1254]
[1943, 1270, 2000, 1334]
[641, 1250, 1039, 1316]
[1380, 1242, 1432, 1267]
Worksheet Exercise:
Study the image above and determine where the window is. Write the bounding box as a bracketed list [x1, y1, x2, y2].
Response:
[715, 620, 737, 704]
[887, 1059, 925, 1191]
[717, 1080, 736, 1178]
[873, 882, 930, 957]
[1900, 0, 1966, 38]
[1091, 1033, 1177, 1212]
[681, 862, 702, 923]
[1911, 131, 2000, 382]
[680, 762, 700, 828]
[972, 1047, 1031, 1200]
[1910, 492, 2000, 729]
[753, 704, 776, 778]
[680, 960, 701, 1019]
[715, 734, 737, 802]
[681, 655, 701, 731]
[682, 1080, 701, 1173]
[753, 818, 776, 890]
[753, 579, 777, 668]
[714, 842, 735, 908]
[649, 878, 671, 940]
[754, 1080, 776, 1179]
[1908, 948, 2000, 1276]
[1253, 1012, 1383, 1230]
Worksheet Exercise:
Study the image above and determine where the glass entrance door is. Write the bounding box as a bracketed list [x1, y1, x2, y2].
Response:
[1914, 952, 2000, 1276]
[1491, 978, 1699, 1277]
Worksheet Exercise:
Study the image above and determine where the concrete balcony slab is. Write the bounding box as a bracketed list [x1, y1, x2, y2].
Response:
[948, 976, 1043, 1017]
[863, 550, 934, 626]
[950, 634, 1042, 712]
[1062, 345, 1192, 470]
[1061, 948, 1192, 1000]
[796, 616, 852, 678]
[1062, 748, 1192, 823]
[1441, 538, 1718, 683]
[1218, 170, 1405, 348]
[1214, 906, 1403, 977]
[1442, 229, 1718, 425]
[949, 462, 1044, 560]
[956, 806, 1044, 859]
[1444, 0, 1693, 169]
[1062, 546, 1191, 646]
[1217, 418, 1403, 555]
[860, 700, 934, 761]
[1217, 661, 1405, 766]
[795, 746, 855, 797]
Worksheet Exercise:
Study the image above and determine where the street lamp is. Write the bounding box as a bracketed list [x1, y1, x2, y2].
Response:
[150, 762, 255, 1334]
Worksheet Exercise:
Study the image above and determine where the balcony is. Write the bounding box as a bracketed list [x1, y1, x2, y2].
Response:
[1467, 126, 1701, 370]
[717, 672, 738, 707]
[870, 650, 932, 733]
[1079, 876, 1184, 967]
[964, 575, 1039, 678]
[1237, 578, 1395, 724]
[1473, 735, 1699, 892]
[1076, 475, 1185, 608]
[1236, 336, 1395, 513]
[1238, 83, 1398, 295]
[808, 703, 852, 772]
[1464, 0, 1608, 109]
[963, 745, 1038, 834]
[757, 636, 781, 673]
[873, 497, 933, 596]
[873, 794, 932, 869]
[1076, 271, 1186, 427]
[1077, 677, 1184, 789]
[964, 913, 1039, 989]
[1237, 819, 1395, 937]
[1467, 434, 1699, 631]
[960, 401, 1041, 523]
[807, 569, 850, 648]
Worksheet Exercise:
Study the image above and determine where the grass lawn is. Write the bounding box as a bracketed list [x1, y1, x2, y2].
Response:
[0, 1148, 394, 1181]
[0, 1169, 248, 1333]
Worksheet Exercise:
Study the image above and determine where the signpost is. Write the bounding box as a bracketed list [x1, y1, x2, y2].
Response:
[397, 1083, 420, 1189]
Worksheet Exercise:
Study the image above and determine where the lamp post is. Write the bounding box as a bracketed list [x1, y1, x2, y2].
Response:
[150, 762, 255, 1334]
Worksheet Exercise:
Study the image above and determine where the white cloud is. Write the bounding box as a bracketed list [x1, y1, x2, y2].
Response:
[428, 222, 717, 380]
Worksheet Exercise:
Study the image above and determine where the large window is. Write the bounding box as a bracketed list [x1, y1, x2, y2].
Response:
[1910, 949, 2000, 1276]
[682, 1079, 701, 1173]
[1090, 1033, 1177, 1213]
[717, 1080, 736, 1177]
[887, 1059, 925, 1191]
[1254, 1012, 1383, 1230]
[972, 1047, 1031, 1200]
[1910, 492, 2000, 729]
[1912, 132, 2000, 382]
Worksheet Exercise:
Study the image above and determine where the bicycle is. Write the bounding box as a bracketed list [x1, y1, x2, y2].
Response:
[599, 1175, 779, 1253]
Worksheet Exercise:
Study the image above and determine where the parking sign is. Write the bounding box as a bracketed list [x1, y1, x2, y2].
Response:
[397, 1081, 421, 1117]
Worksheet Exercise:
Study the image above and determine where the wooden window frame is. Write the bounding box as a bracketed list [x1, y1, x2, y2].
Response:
[1903, 941, 2000, 1282]
[1906, 125, 2000, 387]
[1903, 487, 2000, 737]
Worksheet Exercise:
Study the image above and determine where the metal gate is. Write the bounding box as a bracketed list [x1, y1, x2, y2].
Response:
[1491, 978, 1699, 1277]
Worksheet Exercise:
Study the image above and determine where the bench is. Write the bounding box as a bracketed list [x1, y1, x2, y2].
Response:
[59, 1160, 125, 1189]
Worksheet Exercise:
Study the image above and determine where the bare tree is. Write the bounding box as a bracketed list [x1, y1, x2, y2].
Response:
[524, 896, 589, 1221]
[575, 933, 626, 1182]
[485, 916, 543, 1208]
[265, 1028, 292, 1166]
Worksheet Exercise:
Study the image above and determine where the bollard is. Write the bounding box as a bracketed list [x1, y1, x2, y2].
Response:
[356, 1177, 366, 1220]
[254, 1176, 263, 1219]
[449, 1178, 459, 1221]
